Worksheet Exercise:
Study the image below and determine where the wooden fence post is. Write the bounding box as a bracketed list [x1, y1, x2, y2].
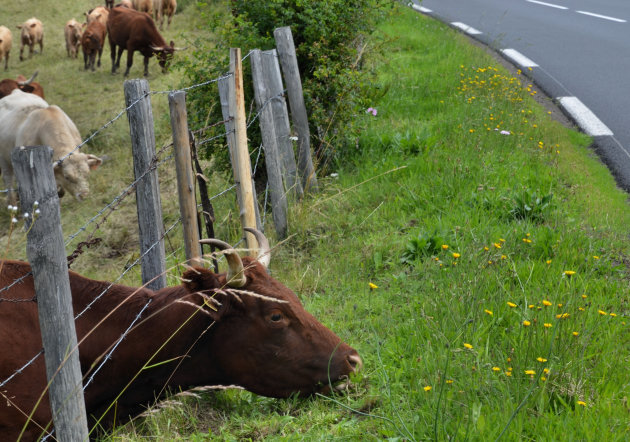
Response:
[124, 79, 167, 290]
[168, 91, 202, 267]
[250, 49, 289, 239]
[262, 49, 302, 200]
[273, 26, 319, 193]
[11, 145, 89, 441]
[218, 76, 262, 232]
[229, 48, 257, 254]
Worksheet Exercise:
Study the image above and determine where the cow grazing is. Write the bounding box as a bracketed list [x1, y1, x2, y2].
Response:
[0, 229, 362, 441]
[85, 6, 110, 29]
[0, 72, 44, 99]
[132, 0, 153, 15]
[107, 5, 177, 77]
[0, 90, 102, 203]
[0, 26, 11, 70]
[64, 19, 82, 58]
[157, 0, 176, 29]
[82, 20, 106, 71]
[17, 17, 43, 61]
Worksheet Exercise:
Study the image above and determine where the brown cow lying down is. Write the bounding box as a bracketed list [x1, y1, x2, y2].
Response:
[0, 229, 362, 441]
[0, 71, 44, 99]
[0, 89, 101, 203]
[107, 4, 178, 76]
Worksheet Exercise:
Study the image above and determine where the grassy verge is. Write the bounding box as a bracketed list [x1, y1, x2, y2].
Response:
[108, 4, 630, 441]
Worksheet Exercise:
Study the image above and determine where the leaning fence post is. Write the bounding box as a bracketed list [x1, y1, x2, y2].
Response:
[218, 76, 262, 232]
[11, 145, 89, 441]
[168, 91, 202, 267]
[229, 48, 258, 254]
[124, 79, 167, 290]
[273, 26, 319, 193]
[251, 49, 289, 239]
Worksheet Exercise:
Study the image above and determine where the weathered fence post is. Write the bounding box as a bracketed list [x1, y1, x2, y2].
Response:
[273, 26, 319, 193]
[218, 75, 262, 232]
[262, 49, 303, 200]
[168, 91, 202, 267]
[12, 145, 89, 441]
[250, 49, 289, 239]
[229, 48, 258, 254]
[124, 79, 167, 290]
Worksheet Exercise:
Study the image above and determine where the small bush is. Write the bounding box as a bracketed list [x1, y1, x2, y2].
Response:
[509, 188, 553, 222]
[400, 230, 449, 265]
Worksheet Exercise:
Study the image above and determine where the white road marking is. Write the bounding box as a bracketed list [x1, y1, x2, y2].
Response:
[501, 49, 539, 68]
[451, 22, 482, 35]
[411, 4, 432, 13]
[576, 11, 626, 23]
[557, 97, 613, 137]
[526, 0, 568, 10]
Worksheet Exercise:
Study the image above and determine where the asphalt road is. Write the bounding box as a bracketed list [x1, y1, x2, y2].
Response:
[411, 0, 630, 191]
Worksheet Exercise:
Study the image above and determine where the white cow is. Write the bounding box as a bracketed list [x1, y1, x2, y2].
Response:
[0, 90, 102, 204]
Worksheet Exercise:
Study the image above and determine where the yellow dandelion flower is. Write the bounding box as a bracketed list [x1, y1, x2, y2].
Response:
[544, 323, 552, 328]
[524, 370, 535, 375]
[546, 259, 552, 265]
[445, 379, 453, 384]
[581, 294, 587, 299]
[578, 307, 585, 312]
[577, 401, 586, 407]
[536, 357, 547, 363]
[598, 310, 607, 316]
[528, 304, 535, 309]
[523, 238, 532, 243]
[452, 252, 461, 259]
[572, 331, 579, 337]
[492, 366, 501, 372]
[483, 246, 489, 251]
[501, 255, 507, 260]
[488, 260, 493, 264]
[369, 283, 378, 290]
[564, 270, 576, 276]
[493, 243, 502, 249]
[484, 309, 493, 316]
[542, 300, 552, 306]
[523, 320, 531, 327]
[442, 244, 449, 250]
[507, 357, 511, 362]
[505, 371, 512, 376]
[424, 385, 432, 392]
[463, 343, 473, 349]
[469, 129, 475, 133]
[593, 256, 599, 260]
[610, 313, 617, 317]
[543, 368, 550, 374]
[499, 238, 506, 242]
[507, 302, 517, 308]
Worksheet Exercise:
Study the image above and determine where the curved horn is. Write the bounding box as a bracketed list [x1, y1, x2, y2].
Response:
[18, 71, 38, 86]
[199, 238, 246, 287]
[244, 228, 271, 269]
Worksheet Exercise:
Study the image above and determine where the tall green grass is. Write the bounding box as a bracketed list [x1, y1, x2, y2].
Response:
[111, 4, 630, 440]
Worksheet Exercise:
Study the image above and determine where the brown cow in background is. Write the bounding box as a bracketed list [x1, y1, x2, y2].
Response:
[156, 0, 176, 30]
[0, 26, 12, 70]
[0, 72, 44, 99]
[132, 0, 153, 14]
[85, 6, 110, 29]
[82, 20, 106, 71]
[107, 5, 178, 76]
[17, 17, 43, 61]
[0, 230, 362, 441]
[64, 19, 82, 58]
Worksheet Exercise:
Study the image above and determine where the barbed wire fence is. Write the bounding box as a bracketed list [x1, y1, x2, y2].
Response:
[0, 26, 317, 440]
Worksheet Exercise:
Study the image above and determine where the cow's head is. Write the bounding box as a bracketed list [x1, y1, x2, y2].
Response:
[182, 229, 362, 398]
[53, 152, 102, 201]
[151, 41, 178, 73]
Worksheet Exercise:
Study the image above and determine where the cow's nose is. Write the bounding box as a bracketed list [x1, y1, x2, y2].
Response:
[347, 353, 363, 373]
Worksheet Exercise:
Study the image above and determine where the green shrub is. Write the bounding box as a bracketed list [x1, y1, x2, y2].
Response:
[179, 0, 391, 177]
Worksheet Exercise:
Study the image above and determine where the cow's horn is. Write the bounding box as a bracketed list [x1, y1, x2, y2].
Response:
[199, 238, 246, 287]
[244, 228, 271, 269]
[150, 45, 164, 52]
[18, 71, 38, 86]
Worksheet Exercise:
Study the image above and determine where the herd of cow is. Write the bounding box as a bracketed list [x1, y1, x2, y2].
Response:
[0, 0, 178, 74]
[0, 1, 182, 206]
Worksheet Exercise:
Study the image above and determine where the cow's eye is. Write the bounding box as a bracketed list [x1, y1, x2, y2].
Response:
[270, 312, 283, 322]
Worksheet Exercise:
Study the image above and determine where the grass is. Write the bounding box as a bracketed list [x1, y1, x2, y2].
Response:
[3, 1, 630, 440]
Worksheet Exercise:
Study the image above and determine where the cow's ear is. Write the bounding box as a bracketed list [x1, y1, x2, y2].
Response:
[182, 267, 221, 293]
[182, 268, 230, 320]
[87, 154, 103, 170]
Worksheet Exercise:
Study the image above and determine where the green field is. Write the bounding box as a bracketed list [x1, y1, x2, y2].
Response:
[2, 1, 630, 440]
